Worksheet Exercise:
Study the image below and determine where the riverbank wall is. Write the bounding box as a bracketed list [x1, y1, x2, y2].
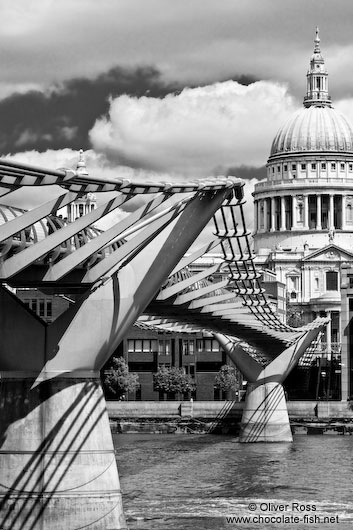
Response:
[107, 400, 353, 435]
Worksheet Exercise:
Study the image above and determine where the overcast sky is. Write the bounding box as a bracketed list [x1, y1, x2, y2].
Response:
[2, 0, 353, 226]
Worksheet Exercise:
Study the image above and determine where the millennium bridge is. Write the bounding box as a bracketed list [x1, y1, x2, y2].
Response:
[0, 155, 326, 529]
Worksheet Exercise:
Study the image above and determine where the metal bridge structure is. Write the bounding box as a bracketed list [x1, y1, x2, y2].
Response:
[0, 154, 326, 529]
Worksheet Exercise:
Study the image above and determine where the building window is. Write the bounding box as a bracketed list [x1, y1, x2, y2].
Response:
[272, 167, 275, 173]
[287, 276, 299, 291]
[340, 163, 345, 171]
[182, 340, 195, 355]
[321, 162, 326, 170]
[301, 163, 306, 170]
[158, 340, 171, 355]
[128, 339, 158, 353]
[331, 162, 336, 170]
[349, 163, 353, 171]
[39, 299, 45, 317]
[287, 275, 299, 299]
[142, 340, 150, 352]
[292, 164, 296, 171]
[326, 271, 338, 291]
[197, 339, 220, 352]
[277, 165, 281, 172]
[315, 277, 320, 290]
[284, 164, 287, 171]
[311, 163, 316, 170]
[23, 298, 53, 320]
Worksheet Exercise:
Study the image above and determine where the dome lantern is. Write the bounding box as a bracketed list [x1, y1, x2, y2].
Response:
[303, 27, 331, 108]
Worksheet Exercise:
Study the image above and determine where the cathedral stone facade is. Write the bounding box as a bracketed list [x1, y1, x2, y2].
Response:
[253, 29, 353, 400]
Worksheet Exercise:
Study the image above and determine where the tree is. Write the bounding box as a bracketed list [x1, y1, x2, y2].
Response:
[214, 365, 238, 392]
[153, 366, 195, 396]
[103, 357, 139, 399]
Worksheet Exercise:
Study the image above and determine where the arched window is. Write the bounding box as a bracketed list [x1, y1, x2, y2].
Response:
[326, 271, 338, 291]
[287, 275, 300, 299]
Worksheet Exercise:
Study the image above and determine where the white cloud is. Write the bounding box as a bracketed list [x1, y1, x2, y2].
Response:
[90, 80, 295, 176]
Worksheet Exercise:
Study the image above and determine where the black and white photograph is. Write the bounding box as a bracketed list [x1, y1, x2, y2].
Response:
[0, 1, 352, 529]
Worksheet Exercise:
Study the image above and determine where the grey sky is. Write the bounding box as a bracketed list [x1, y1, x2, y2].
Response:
[1, 0, 352, 100]
[1, 0, 353, 226]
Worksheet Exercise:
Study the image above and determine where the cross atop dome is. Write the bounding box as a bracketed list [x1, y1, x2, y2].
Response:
[314, 26, 320, 53]
[303, 27, 332, 108]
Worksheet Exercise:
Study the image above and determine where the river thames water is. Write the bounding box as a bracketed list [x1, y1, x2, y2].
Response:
[113, 433, 353, 530]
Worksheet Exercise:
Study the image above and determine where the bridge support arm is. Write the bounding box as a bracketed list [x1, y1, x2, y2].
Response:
[215, 326, 323, 442]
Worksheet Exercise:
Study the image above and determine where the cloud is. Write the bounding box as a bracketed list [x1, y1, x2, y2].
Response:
[334, 98, 353, 126]
[90, 80, 296, 176]
[0, 66, 183, 155]
[227, 165, 266, 181]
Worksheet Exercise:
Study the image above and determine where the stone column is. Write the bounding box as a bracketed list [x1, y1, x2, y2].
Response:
[254, 200, 258, 233]
[317, 194, 322, 229]
[270, 197, 276, 231]
[263, 199, 268, 232]
[291, 195, 297, 230]
[329, 194, 335, 229]
[280, 196, 286, 230]
[326, 310, 332, 360]
[303, 194, 309, 229]
[342, 195, 346, 230]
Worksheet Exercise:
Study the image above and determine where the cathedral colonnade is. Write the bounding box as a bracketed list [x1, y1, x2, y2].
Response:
[254, 192, 352, 232]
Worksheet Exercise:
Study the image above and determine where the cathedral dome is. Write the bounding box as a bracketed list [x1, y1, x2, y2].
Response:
[270, 105, 353, 156]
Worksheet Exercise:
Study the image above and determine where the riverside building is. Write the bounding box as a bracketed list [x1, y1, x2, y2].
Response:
[253, 28, 353, 401]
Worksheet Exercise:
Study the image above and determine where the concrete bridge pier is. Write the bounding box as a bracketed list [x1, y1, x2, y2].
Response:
[239, 381, 292, 442]
[0, 373, 126, 530]
[0, 284, 127, 529]
[215, 327, 324, 442]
